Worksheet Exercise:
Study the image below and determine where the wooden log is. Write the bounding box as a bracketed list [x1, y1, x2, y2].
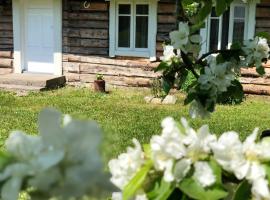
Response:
[62, 54, 160, 69]
[0, 38, 13, 45]
[63, 46, 108, 55]
[158, 3, 176, 14]
[0, 58, 12, 67]
[256, 20, 270, 28]
[79, 74, 152, 87]
[78, 63, 159, 78]
[256, 7, 270, 18]
[63, 28, 108, 39]
[240, 77, 270, 85]
[0, 68, 12, 74]
[158, 15, 176, 24]
[0, 23, 13, 31]
[0, 51, 12, 58]
[63, 20, 108, 29]
[63, 62, 80, 73]
[242, 84, 270, 95]
[63, 37, 108, 48]
[241, 68, 270, 78]
[64, 2, 108, 12]
[65, 12, 108, 21]
[0, 30, 13, 38]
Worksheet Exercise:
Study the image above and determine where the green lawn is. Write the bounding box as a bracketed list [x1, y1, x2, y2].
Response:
[1, 87, 270, 162]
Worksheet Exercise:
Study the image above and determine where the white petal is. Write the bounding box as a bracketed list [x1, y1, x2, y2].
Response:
[246, 162, 266, 182]
[135, 194, 148, 200]
[252, 178, 270, 200]
[112, 192, 122, 200]
[173, 159, 192, 182]
[163, 159, 175, 182]
[194, 161, 216, 187]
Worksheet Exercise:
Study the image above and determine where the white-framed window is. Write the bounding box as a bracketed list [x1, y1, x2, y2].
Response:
[200, 0, 258, 54]
[108, 0, 158, 61]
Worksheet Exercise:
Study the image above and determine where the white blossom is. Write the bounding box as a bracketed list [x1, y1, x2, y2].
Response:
[112, 192, 148, 200]
[242, 37, 270, 69]
[160, 45, 178, 62]
[211, 129, 270, 199]
[170, 22, 190, 51]
[109, 139, 145, 189]
[193, 161, 216, 187]
[150, 117, 186, 182]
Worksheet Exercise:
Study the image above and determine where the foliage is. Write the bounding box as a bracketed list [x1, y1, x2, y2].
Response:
[151, 78, 166, 98]
[156, 0, 270, 118]
[109, 117, 270, 200]
[96, 74, 104, 80]
[0, 109, 114, 200]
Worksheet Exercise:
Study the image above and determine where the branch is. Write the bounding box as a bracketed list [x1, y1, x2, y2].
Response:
[181, 51, 200, 79]
[196, 49, 241, 65]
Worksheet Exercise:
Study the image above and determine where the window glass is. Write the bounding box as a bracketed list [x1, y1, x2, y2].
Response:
[118, 16, 131, 48]
[119, 4, 131, 14]
[221, 9, 230, 49]
[136, 5, 149, 48]
[118, 4, 131, 48]
[209, 19, 219, 51]
[136, 16, 148, 48]
[136, 5, 149, 15]
[209, 8, 219, 51]
[233, 6, 245, 43]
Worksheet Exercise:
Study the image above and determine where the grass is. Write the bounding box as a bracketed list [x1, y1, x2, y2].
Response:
[1, 87, 270, 163]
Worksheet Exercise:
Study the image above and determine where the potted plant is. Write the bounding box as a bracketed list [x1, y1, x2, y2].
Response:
[94, 74, 106, 92]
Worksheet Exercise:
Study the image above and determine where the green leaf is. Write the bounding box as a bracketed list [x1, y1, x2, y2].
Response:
[209, 158, 222, 185]
[215, 0, 227, 16]
[231, 180, 251, 200]
[162, 80, 172, 95]
[197, 0, 212, 22]
[179, 178, 228, 200]
[264, 164, 270, 184]
[123, 161, 153, 200]
[256, 65, 266, 76]
[256, 31, 270, 41]
[147, 179, 174, 200]
[155, 62, 169, 72]
[0, 151, 13, 171]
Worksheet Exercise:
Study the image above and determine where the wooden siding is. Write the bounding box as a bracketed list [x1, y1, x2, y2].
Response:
[157, 0, 177, 57]
[62, 0, 176, 87]
[256, 1, 270, 34]
[63, 0, 109, 56]
[0, 0, 13, 74]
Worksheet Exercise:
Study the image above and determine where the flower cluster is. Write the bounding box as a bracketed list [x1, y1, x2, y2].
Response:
[109, 117, 270, 200]
[170, 22, 202, 57]
[0, 109, 112, 200]
[242, 37, 270, 73]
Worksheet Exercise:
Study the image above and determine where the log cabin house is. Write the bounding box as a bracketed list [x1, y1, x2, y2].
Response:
[0, 0, 270, 92]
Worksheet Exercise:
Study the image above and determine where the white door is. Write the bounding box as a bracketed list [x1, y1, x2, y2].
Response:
[25, 0, 54, 73]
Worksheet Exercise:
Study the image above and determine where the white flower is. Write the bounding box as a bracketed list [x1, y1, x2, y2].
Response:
[189, 100, 210, 119]
[170, 22, 189, 51]
[252, 178, 270, 200]
[150, 117, 186, 182]
[112, 192, 148, 200]
[198, 58, 235, 93]
[193, 161, 216, 187]
[183, 121, 217, 161]
[242, 37, 270, 69]
[109, 139, 145, 189]
[211, 129, 270, 199]
[160, 45, 177, 62]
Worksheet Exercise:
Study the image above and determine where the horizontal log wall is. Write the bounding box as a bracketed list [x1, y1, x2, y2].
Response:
[256, 1, 270, 34]
[63, 0, 109, 56]
[63, 0, 177, 87]
[63, 54, 160, 87]
[0, 0, 13, 74]
[157, 0, 177, 57]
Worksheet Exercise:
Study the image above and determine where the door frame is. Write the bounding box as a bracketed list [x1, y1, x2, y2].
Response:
[12, 0, 62, 75]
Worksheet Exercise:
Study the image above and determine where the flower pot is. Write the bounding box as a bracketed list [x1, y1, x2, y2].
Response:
[94, 80, 106, 92]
